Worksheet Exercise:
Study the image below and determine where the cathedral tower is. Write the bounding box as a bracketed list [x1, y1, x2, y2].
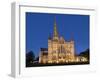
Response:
[48, 19, 59, 63]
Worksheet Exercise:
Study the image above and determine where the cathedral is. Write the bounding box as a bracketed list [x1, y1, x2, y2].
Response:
[39, 19, 87, 64]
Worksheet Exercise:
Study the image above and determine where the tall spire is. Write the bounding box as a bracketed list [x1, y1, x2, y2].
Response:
[53, 17, 59, 40]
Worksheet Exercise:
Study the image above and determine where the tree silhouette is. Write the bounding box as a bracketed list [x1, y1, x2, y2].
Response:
[35, 56, 39, 61]
[79, 48, 89, 60]
[26, 51, 35, 67]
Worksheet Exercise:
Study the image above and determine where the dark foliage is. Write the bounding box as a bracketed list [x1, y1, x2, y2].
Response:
[79, 48, 89, 60]
[35, 56, 39, 61]
[26, 51, 35, 67]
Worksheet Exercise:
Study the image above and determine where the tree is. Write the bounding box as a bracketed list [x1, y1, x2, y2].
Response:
[26, 51, 35, 66]
[35, 56, 39, 61]
[79, 48, 89, 60]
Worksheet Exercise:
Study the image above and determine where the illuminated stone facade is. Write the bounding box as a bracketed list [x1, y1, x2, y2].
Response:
[39, 19, 87, 64]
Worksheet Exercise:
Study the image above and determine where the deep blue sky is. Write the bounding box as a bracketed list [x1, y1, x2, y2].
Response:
[26, 12, 89, 57]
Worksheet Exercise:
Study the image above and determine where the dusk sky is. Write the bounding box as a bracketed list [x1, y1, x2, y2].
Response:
[26, 12, 89, 57]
